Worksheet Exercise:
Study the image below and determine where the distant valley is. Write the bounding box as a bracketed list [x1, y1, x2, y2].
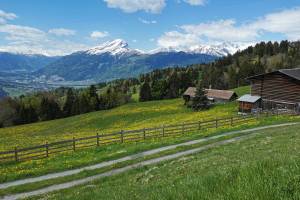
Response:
[0, 39, 245, 96]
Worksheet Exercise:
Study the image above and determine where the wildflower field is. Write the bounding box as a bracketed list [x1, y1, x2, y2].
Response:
[36, 123, 300, 200]
[0, 88, 247, 151]
[0, 85, 299, 186]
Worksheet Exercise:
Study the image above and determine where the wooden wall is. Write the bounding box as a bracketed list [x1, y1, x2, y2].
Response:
[251, 73, 300, 104]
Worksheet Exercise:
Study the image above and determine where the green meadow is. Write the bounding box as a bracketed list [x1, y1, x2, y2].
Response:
[0, 87, 250, 151]
[30, 123, 300, 200]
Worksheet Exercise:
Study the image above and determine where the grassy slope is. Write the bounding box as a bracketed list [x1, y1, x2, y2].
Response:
[34, 123, 300, 200]
[0, 86, 250, 151]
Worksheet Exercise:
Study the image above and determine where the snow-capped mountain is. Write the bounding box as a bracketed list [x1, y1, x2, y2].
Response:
[85, 39, 143, 56]
[83, 39, 245, 57]
[150, 42, 248, 57]
[2, 39, 251, 81]
[37, 39, 217, 81]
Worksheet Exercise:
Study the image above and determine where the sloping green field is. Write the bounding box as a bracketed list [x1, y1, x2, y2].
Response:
[0, 89, 246, 151]
[34, 123, 300, 200]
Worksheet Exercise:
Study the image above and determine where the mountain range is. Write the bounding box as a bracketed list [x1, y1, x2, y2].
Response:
[0, 39, 246, 82]
[0, 52, 60, 72]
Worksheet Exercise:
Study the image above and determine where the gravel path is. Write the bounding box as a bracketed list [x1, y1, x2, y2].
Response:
[1, 122, 298, 200]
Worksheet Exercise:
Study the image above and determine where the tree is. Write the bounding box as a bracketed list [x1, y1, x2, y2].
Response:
[139, 82, 152, 102]
[15, 103, 38, 124]
[88, 85, 100, 111]
[78, 93, 90, 114]
[191, 80, 210, 111]
[63, 88, 75, 116]
[40, 97, 61, 121]
[166, 70, 180, 98]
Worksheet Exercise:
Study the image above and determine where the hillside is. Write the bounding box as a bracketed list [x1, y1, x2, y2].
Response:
[0, 94, 241, 151]
[0, 52, 59, 72]
[39, 123, 300, 200]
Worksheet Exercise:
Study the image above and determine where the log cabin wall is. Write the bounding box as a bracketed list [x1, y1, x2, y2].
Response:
[250, 72, 300, 104]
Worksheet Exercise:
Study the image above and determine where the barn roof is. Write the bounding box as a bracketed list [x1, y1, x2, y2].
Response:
[183, 87, 237, 100]
[237, 94, 261, 103]
[205, 89, 237, 100]
[183, 87, 197, 98]
[247, 68, 300, 81]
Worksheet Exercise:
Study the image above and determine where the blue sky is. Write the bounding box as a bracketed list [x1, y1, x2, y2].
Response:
[0, 0, 300, 55]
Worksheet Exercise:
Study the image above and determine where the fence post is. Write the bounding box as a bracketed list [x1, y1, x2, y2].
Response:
[14, 147, 18, 162]
[96, 133, 100, 147]
[231, 117, 233, 126]
[162, 125, 165, 137]
[182, 123, 185, 134]
[73, 137, 76, 151]
[120, 130, 124, 143]
[143, 128, 146, 140]
[45, 142, 49, 158]
[198, 121, 201, 130]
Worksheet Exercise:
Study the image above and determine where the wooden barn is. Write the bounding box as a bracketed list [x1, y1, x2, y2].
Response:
[183, 87, 238, 104]
[238, 68, 300, 113]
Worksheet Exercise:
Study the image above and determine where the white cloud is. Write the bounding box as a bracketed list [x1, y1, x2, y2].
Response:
[138, 18, 157, 24]
[0, 24, 88, 56]
[0, 10, 17, 24]
[181, 19, 258, 42]
[250, 7, 300, 40]
[183, 0, 206, 6]
[158, 31, 201, 49]
[90, 31, 109, 39]
[48, 28, 76, 36]
[0, 24, 46, 42]
[132, 39, 137, 43]
[103, 0, 166, 13]
[0, 10, 88, 56]
[157, 7, 300, 49]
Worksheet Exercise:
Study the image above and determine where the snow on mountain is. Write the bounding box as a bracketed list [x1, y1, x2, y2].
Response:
[150, 42, 250, 57]
[85, 39, 143, 56]
[83, 39, 247, 58]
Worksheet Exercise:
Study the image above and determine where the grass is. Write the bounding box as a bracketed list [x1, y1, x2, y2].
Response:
[28, 123, 300, 200]
[1, 86, 299, 184]
[233, 85, 250, 96]
[0, 96, 238, 151]
[0, 127, 260, 197]
[0, 113, 299, 184]
[0, 86, 250, 151]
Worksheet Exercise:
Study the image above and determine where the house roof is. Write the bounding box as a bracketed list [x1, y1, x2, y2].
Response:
[247, 68, 300, 81]
[237, 94, 261, 103]
[183, 87, 197, 98]
[183, 87, 237, 100]
[205, 89, 237, 100]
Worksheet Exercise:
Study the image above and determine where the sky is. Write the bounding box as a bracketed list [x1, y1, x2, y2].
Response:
[0, 0, 300, 56]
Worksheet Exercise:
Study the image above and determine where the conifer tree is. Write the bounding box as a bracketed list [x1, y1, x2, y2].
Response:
[63, 88, 75, 116]
[139, 81, 152, 102]
[192, 80, 209, 111]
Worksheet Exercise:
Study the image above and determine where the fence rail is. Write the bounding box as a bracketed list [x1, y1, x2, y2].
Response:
[0, 113, 291, 164]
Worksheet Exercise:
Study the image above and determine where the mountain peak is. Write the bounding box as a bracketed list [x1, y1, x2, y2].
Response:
[86, 39, 136, 56]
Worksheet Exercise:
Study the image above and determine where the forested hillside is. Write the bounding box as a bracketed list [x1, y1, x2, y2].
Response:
[136, 40, 300, 101]
[201, 40, 300, 89]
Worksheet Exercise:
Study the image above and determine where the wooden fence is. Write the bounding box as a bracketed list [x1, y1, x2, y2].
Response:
[0, 114, 279, 164]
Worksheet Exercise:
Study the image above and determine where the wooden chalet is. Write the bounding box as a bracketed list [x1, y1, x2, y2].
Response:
[238, 68, 300, 113]
[183, 87, 238, 104]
